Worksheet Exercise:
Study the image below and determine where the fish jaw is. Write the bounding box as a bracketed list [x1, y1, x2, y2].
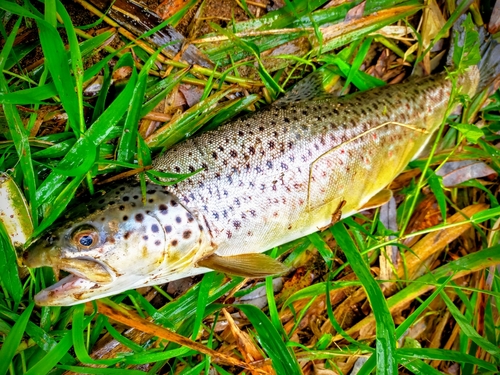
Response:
[24, 245, 114, 284]
[30, 264, 212, 306]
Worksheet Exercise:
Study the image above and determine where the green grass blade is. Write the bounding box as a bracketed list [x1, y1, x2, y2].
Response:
[57, 366, 146, 375]
[56, 0, 85, 134]
[399, 357, 444, 374]
[395, 275, 453, 338]
[307, 232, 333, 268]
[1, 2, 81, 135]
[72, 304, 121, 365]
[191, 272, 214, 339]
[146, 87, 240, 149]
[0, 303, 34, 375]
[440, 289, 500, 360]
[0, 15, 38, 224]
[103, 319, 144, 352]
[397, 348, 497, 371]
[332, 222, 397, 375]
[266, 268, 285, 337]
[34, 62, 138, 206]
[122, 347, 192, 365]
[24, 332, 73, 375]
[0, 224, 23, 309]
[236, 304, 301, 375]
[117, 47, 163, 164]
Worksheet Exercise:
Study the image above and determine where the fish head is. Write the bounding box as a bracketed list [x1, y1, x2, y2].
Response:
[24, 184, 209, 306]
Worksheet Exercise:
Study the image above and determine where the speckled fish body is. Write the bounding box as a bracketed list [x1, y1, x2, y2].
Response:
[154, 71, 480, 256]
[25, 68, 482, 306]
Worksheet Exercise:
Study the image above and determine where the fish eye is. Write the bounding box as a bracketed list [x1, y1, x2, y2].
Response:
[71, 225, 99, 250]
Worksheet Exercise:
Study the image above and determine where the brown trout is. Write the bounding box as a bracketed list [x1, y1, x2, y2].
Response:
[24, 29, 499, 306]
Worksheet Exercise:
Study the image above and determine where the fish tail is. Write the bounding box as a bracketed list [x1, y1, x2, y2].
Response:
[448, 14, 500, 93]
[477, 28, 500, 92]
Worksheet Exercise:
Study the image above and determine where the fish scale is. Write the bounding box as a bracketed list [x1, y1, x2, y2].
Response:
[152, 73, 466, 257]
[24, 48, 495, 305]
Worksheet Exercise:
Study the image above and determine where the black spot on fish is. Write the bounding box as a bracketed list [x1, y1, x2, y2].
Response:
[183, 230, 191, 239]
[148, 199, 154, 203]
[212, 151, 218, 160]
[147, 189, 155, 194]
[170, 200, 178, 207]
[151, 224, 159, 233]
[123, 196, 129, 202]
[123, 215, 128, 221]
[284, 117, 290, 123]
[259, 126, 265, 131]
[198, 224, 204, 231]
[124, 231, 131, 240]
[187, 213, 194, 222]
[135, 213, 144, 222]
[159, 204, 168, 214]
[119, 205, 125, 211]
[120, 186, 125, 191]
[171, 240, 178, 246]
[230, 150, 237, 157]
[133, 195, 139, 200]
[108, 201, 115, 205]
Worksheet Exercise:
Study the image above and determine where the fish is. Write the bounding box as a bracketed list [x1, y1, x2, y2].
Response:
[24, 21, 500, 306]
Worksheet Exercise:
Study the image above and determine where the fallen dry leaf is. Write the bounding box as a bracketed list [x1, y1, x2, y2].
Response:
[436, 160, 497, 187]
[221, 309, 275, 374]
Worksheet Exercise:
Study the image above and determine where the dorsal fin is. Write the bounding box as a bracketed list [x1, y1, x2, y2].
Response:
[197, 253, 289, 278]
[275, 69, 334, 105]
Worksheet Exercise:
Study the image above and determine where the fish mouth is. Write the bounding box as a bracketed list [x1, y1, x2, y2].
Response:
[33, 274, 103, 306]
[24, 245, 115, 306]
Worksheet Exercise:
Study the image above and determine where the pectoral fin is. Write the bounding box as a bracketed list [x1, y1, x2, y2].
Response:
[359, 189, 393, 211]
[197, 253, 289, 278]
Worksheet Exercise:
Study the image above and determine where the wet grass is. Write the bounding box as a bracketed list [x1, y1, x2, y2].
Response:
[0, 0, 499, 374]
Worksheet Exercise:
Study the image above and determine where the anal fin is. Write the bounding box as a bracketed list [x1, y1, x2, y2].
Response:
[359, 189, 393, 211]
[197, 253, 289, 278]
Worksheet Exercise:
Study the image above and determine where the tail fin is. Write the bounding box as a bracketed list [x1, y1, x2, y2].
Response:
[477, 27, 500, 92]
[448, 14, 500, 93]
